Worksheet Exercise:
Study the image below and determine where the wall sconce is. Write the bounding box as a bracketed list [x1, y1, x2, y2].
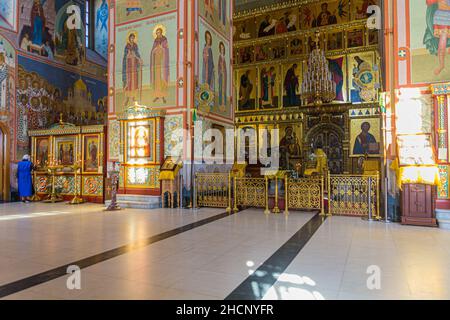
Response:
[177, 78, 184, 88]
[109, 87, 114, 96]
[178, 29, 184, 39]
[109, 44, 114, 52]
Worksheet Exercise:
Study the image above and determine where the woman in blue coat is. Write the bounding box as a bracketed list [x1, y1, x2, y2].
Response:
[17, 155, 34, 203]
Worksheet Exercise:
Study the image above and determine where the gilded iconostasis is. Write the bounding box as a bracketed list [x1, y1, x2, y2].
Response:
[234, 0, 382, 175]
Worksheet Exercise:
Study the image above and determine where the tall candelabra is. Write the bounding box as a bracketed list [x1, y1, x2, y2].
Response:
[301, 31, 336, 105]
[43, 155, 64, 203]
[30, 158, 42, 202]
[68, 157, 85, 205]
[105, 162, 121, 211]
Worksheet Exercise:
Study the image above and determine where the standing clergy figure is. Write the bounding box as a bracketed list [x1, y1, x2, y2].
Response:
[150, 27, 170, 104]
[202, 31, 215, 90]
[122, 32, 142, 105]
[17, 155, 34, 203]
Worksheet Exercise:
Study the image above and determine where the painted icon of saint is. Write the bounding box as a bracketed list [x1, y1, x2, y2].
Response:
[284, 64, 299, 107]
[122, 31, 142, 106]
[31, 0, 46, 45]
[217, 41, 227, 111]
[425, 0, 450, 75]
[150, 26, 170, 104]
[261, 67, 276, 107]
[239, 70, 253, 110]
[202, 31, 215, 90]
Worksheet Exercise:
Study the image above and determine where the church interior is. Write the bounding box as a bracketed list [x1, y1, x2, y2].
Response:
[1, 0, 450, 302]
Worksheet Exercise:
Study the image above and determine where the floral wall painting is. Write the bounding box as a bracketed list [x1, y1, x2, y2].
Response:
[18, 0, 56, 60]
[0, 0, 17, 31]
[114, 13, 177, 113]
[410, 0, 450, 83]
[115, 0, 177, 25]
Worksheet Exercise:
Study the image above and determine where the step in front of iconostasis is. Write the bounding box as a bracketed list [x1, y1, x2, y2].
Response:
[105, 195, 161, 209]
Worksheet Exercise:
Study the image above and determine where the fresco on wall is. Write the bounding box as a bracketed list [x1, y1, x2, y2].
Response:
[114, 13, 177, 113]
[16, 56, 107, 159]
[95, 0, 109, 59]
[115, 0, 176, 25]
[18, 0, 56, 59]
[410, 0, 450, 83]
[164, 115, 183, 158]
[55, 0, 85, 66]
[199, 18, 231, 117]
[200, 0, 231, 36]
[0, 0, 17, 31]
[0, 36, 15, 118]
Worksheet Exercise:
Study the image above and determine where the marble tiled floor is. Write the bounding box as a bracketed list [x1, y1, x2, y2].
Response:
[1, 202, 450, 300]
[263, 216, 450, 300]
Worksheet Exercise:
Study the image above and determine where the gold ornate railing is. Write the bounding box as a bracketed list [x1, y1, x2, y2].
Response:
[195, 173, 231, 212]
[285, 176, 324, 215]
[328, 173, 380, 218]
[233, 177, 269, 213]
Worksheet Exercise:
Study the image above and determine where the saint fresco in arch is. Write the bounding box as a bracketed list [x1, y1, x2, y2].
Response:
[217, 41, 227, 111]
[150, 25, 170, 104]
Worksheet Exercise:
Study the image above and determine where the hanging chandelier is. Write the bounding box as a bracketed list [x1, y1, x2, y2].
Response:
[301, 31, 336, 105]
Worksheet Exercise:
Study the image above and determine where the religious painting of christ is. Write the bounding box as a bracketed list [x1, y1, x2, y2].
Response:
[350, 118, 380, 156]
[150, 25, 170, 104]
[84, 136, 100, 173]
[122, 31, 142, 106]
[218, 41, 227, 111]
[202, 31, 215, 90]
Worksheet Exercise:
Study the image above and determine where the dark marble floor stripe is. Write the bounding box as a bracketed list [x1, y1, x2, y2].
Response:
[0, 209, 238, 298]
[225, 213, 326, 300]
